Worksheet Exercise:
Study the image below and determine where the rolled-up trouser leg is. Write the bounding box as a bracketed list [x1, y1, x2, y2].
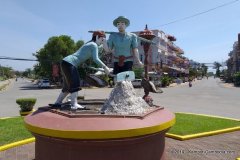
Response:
[61, 60, 81, 93]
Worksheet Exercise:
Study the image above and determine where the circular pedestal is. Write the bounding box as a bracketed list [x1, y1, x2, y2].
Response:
[25, 107, 175, 160]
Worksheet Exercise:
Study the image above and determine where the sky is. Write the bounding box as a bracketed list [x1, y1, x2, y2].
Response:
[0, 0, 240, 71]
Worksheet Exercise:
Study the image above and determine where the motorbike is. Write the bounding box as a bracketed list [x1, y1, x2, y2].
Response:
[189, 81, 192, 87]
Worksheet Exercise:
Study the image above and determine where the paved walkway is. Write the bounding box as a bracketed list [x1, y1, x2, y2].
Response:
[166, 131, 240, 160]
[0, 131, 239, 160]
[0, 79, 12, 91]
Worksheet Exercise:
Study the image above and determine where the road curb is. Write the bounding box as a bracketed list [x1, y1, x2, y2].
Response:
[0, 116, 35, 151]
[0, 116, 19, 120]
[166, 126, 240, 140]
[0, 138, 35, 151]
[166, 112, 240, 140]
[176, 112, 240, 121]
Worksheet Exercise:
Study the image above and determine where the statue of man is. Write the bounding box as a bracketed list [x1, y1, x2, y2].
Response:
[52, 31, 110, 110]
[103, 16, 143, 74]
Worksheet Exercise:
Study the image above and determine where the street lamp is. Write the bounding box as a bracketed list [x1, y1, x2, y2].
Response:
[139, 24, 156, 79]
[139, 25, 163, 105]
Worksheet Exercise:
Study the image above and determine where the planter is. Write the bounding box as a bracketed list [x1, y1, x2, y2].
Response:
[20, 109, 35, 116]
[16, 98, 36, 116]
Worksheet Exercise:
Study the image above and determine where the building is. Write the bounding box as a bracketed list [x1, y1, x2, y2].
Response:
[133, 29, 189, 77]
[227, 33, 240, 75]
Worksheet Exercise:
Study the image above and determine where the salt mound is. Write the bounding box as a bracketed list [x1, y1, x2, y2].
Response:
[101, 81, 149, 115]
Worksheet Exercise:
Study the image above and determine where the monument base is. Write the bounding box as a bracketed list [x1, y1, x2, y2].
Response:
[25, 100, 175, 160]
[34, 130, 167, 160]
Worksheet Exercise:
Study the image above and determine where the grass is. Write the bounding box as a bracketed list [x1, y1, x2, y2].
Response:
[0, 113, 239, 146]
[0, 117, 33, 146]
[168, 113, 240, 135]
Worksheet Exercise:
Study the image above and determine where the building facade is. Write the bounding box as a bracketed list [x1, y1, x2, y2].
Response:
[227, 33, 240, 75]
[133, 29, 189, 76]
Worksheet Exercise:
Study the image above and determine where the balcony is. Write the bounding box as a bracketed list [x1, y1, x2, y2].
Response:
[167, 42, 184, 54]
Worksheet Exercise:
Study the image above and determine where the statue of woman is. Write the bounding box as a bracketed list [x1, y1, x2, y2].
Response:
[52, 31, 110, 109]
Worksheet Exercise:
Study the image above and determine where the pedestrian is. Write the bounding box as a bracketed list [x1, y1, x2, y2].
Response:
[51, 31, 110, 109]
[103, 16, 143, 75]
[188, 77, 192, 87]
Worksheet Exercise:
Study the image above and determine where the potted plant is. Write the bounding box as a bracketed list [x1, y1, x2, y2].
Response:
[16, 98, 36, 116]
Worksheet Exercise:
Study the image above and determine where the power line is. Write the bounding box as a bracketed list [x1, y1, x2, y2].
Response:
[159, 0, 239, 27]
[0, 56, 37, 61]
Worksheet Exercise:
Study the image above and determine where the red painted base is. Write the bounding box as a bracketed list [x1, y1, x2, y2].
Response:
[25, 106, 175, 160]
[34, 130, 168, 160]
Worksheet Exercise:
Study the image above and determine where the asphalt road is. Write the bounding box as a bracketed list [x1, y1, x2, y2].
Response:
[0, 77, 239, 119]
[153, 77, 240, 119]
[0, 78, 60, 117]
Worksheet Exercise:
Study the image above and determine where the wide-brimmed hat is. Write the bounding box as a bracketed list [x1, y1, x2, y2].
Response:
[113, 16, 130, 27]
[92, 31, 106, 38]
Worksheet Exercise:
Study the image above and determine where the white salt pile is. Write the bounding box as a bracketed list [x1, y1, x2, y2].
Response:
[101, 81, 149, 115]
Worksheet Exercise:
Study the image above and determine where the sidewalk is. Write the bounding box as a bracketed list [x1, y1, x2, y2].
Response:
[0, 131, 239, 160]
[0, 79, 12, 91]
[165, 131, 240, 160]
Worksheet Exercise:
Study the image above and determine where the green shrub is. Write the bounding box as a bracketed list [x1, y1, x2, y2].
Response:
[16, 98, 36, 112]
[233, 72, 240, 86]
[133, 67, 144, 79]
[161, 76, 171, 87]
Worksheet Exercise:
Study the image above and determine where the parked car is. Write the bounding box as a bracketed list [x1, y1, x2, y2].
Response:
[131, 79, 142, 88]
[38, 79, 50, 88]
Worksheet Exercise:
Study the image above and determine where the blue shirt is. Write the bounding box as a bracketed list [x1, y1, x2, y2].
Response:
[63, 42, 105, 67]
[108, 32, 138, 62]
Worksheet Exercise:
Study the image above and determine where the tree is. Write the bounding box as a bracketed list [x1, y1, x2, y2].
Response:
[75, 40, 84, 50]
[189, 67, 198, 78]
[233, 72, 240, 86]
[213, 62, 222, 77]
[201, 64, 208, 77]
[33, 35, 83, 79]
[0, 65, 13, 79]
[15, 71, 21, 77]
[22, 68, 34, 78]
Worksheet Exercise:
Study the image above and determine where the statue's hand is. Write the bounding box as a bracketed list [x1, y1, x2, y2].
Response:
[102, 38, 107, 44]
[103, 66, 110, 75]
[135, 61, 144, 68]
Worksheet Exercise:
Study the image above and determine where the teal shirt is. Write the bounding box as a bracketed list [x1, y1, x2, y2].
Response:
[63, 42, 105, 67]
[108, 32, 138, 62]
